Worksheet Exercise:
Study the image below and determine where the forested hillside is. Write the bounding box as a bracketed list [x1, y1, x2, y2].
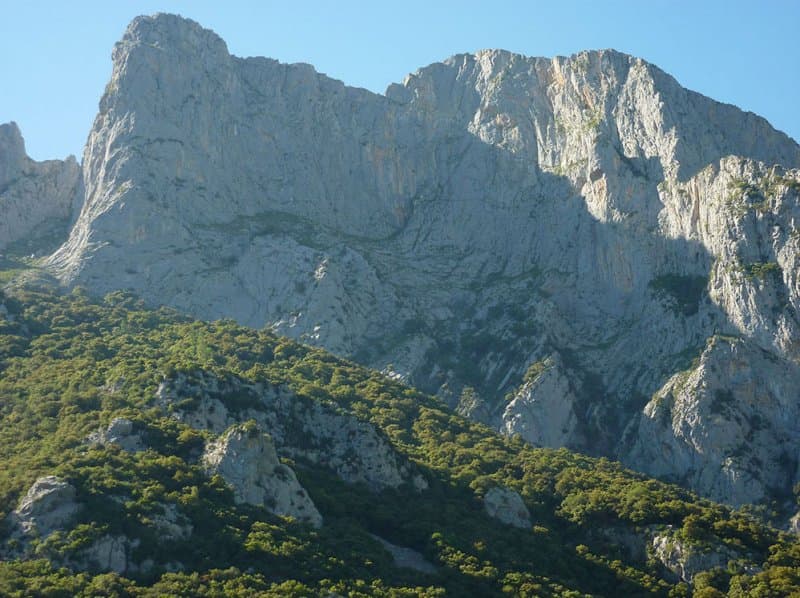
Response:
[0, 280, 798, 596]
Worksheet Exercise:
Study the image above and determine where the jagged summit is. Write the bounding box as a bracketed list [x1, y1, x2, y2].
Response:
[4, 14, 800, 510]
[0, 122, 81, 252]
[0, 122, 27, 190]
[121, 13, 228, 52]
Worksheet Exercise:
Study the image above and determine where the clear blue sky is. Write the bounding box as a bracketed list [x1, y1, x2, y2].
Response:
[1, 0, 798, 161]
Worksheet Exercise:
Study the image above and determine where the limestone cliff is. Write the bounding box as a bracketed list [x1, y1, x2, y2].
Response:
[0, 122, 81, 253]
[8, 13, 798, 509]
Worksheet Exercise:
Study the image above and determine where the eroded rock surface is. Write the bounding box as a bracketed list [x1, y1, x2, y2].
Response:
[370, 534, 438, 574]
[624, 335, 800, 505]
[158, 369, 423, 492]
[1, 13, 794, 507]
[483, 486, 531, 529]
[87, 417, 145, 452]
[11, 475, 79, 536]
[651, 531, 745, 583]
[501, 354, 583, 448]
[0, 122, 81, 252]
[202, 422, 323, 527]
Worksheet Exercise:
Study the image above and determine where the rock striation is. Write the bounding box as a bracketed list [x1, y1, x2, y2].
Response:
[501, 354, 583, 448]
[0, 13, 796, 509]
[202, 422, 323, 527]
[0, 123, 81, 253]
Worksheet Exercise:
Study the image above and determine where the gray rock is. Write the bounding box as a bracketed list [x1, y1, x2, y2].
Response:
[483, 486, 531, 529]
[0, 122, 81, 252]
[87, 417, 144, 452]
[501, 354, 583, 449]
[12, 476, 78, 536]
[8, 12, 796, 507]
[151, 503, 192, 541]
[651, 530, 745, 583]
[159, 369, 421, 492]
[202, 422, 323, 528]
[624, 336, 800, 506]
[81, 534, 131, 574]
[790, 512, 800, 536]
[369, 534, 437, 574]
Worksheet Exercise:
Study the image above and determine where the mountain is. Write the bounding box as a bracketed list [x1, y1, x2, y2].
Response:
[0, 285, 798, 595]
[0, 122, 81, 255]
[4, 13, 800, 512]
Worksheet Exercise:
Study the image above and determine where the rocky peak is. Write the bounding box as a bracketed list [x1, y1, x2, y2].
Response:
[0, 122, 26, 189]
[0, 122, 81, 252]
[15, 13, 800, 510]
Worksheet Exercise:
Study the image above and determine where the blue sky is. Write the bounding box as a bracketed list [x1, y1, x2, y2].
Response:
[1, 0, 798, 161]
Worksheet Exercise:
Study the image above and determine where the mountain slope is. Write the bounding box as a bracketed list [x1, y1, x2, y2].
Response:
[0, 283, 799, 596]
[6, 13, 800, 509]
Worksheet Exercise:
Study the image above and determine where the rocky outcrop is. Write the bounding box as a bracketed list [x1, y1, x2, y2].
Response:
[0, 122, 81, 253]
[624, 335, 800, 506]
[79, 535, 134, 574]
[10, 476, 78, 536]
[790, 512, 800, 536]
[13, 13, 798, 507]
[158, 369, 424, 492]
[501, 354, 583, 449]
[651, 531, 743, 583]
[202, 422, 322, 527]
[151, 503, 193, 541]
[370, 534, 437, 574]
[483, 486, 531, 529]
[87, 417, 144, 452]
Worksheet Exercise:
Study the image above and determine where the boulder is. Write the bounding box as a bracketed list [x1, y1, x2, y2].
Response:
[483, 487, 531, 529]
[12, 476, 78, 536]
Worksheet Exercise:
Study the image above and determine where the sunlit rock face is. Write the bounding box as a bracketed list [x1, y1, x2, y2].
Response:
[0, 122, 81, 253]
[202, 423, 323, 528]
[25, 14, 800, 507]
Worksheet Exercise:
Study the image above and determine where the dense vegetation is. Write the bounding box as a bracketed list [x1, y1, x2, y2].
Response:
[0, 282, 798, 596]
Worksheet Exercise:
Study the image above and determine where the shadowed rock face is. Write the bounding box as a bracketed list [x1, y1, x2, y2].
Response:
[11, 13, 799, 507]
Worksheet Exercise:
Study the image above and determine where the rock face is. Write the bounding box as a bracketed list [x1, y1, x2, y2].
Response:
[790, 512, 800, 536]
[651, 532, 742, 583]
[202, 422, 323, 527]
[11, 476, 79, 536]
[0, 122, 81, 252]
[483, 486, 531, 529]
[157, 369, 423, 492]
[87, 417, 145, 452]
[370, 534, 438, 574]
[501, 354, 583, 448]
[3, 13, 795, 508]
[625, 336, 800, 505]
[80, 535, 132, 574]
